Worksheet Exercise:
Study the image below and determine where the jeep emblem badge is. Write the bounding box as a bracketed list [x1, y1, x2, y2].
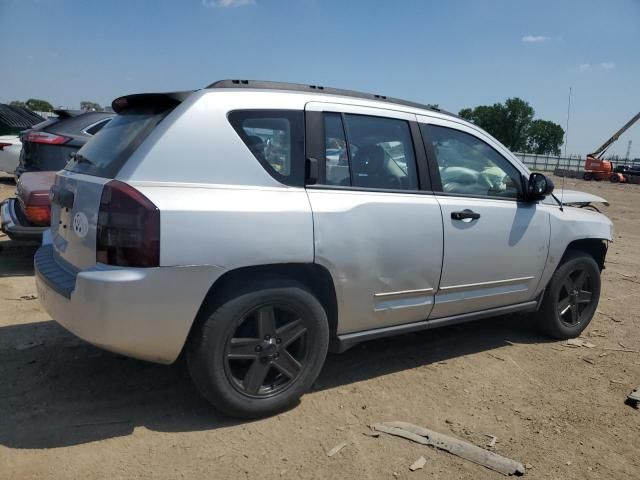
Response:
[72, 212, 89, 239]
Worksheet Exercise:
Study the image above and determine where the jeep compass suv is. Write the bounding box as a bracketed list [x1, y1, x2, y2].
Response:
[35, 80, 613, 418]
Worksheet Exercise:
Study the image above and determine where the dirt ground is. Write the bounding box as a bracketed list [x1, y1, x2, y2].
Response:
[0, 173, 638, 480]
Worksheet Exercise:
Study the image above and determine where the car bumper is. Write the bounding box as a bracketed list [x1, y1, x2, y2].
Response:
[1, 198, 47, 240]
[34, 243, 224, 364]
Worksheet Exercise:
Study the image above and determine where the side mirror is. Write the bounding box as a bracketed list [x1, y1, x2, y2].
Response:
[526, 172, 554, 201]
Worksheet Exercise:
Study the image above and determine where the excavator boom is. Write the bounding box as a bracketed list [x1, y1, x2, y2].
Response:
[589, 111, 640, 159]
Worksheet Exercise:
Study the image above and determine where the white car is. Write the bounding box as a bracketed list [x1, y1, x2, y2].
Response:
[0, 135, 22, 175]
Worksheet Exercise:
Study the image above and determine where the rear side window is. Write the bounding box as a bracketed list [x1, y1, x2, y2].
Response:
[84, 118, 111, 136]
[321, 113, 419, 191]
[228, 110, 305, 186]
[323, 113, 349, 186]
[66, 112, 165, 178]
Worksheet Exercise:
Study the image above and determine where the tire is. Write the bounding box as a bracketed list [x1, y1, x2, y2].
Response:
[187, 279, 329, 419]
[535, 251, 601, 339]
[583, 172, 593, 181]
[610, 174, 620, 183]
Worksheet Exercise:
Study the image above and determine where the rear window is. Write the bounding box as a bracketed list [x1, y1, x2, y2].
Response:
[65, 112, 164, 178]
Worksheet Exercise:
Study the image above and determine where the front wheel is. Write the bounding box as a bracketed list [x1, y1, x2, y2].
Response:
[583, 172, 593, 181]
[535, 251, 601, 339]
[610, 174, 620, 183]
[187, 280, 329, 419]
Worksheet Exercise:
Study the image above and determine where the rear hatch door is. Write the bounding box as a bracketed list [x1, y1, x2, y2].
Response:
[50, 92, 190, 271]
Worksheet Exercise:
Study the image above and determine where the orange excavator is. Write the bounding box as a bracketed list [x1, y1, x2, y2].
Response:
[583, 111, 640, 182]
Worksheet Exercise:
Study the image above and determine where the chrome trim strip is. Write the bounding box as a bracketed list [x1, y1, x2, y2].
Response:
[374, 287, 434, 298]
[438, 276, 535, 293]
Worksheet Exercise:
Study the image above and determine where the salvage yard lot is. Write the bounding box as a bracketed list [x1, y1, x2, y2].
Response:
[0, 174, 638, 479]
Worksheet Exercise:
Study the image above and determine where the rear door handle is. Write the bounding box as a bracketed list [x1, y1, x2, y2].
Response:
[451, 209, 480, 220]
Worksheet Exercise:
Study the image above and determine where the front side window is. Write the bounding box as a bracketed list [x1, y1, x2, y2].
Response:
[322, 113, 418, 190]
[425, 125, 521, 199]
[229, 110, 304, 186]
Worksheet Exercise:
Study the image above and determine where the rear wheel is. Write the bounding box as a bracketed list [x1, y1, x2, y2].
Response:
[535, 251, 601, 339]
[610, 174, 620, 183]
[187, 280, 329, 418]
[583, 172, 593, 181]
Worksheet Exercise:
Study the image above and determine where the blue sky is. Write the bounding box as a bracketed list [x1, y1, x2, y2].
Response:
[1, 0, 638, 157]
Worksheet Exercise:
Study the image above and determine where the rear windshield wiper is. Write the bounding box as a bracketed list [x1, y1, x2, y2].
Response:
[69, 152, 94, 165]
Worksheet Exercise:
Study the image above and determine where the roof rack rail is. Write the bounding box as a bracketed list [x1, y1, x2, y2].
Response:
[206, 79, 452, 116]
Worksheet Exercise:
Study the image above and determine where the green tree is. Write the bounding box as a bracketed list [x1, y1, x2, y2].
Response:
[503, 98, 534, 152]
[526, 119, 565, 155]
[9, 100, 26, 108]
[80, 101, 102, 111]
[25, 98, 54, 112]
[459, 98, 533, 151]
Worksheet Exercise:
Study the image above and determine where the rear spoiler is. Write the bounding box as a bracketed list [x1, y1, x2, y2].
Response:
[111, 91, 194, 114]
[53, 109, 84, 118]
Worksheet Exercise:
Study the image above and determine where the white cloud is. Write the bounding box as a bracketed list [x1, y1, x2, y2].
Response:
[522, 35, 550, 43]
[202, 0, 255, 7]
[600, 62, 615, 70]
[578, 63, 591, 71]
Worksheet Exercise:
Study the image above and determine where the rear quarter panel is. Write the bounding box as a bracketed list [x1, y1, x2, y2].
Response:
[134, 183, 314, 268]
[120, 90, 315, 269]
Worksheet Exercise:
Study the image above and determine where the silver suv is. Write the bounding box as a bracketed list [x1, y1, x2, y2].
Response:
[36, 80, 613, 418]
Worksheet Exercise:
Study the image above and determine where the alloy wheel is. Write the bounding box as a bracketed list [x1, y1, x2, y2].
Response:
[223, 303, 308, 398]
[557, 267, 593, 327]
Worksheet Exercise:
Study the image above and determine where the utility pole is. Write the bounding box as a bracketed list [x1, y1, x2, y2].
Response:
[626, 140, 632, 160]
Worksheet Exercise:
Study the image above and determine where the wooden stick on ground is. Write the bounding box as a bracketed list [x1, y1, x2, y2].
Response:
[371, 421, 525, 476]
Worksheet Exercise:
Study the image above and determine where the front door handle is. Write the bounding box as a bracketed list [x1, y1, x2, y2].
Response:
[451, 209, 480, 220]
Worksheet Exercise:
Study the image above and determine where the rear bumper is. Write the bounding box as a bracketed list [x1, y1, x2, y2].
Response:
[35, 244, 224, 364]
[1, 198, 47, 240]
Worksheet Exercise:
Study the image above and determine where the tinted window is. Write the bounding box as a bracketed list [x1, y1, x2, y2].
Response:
[322, 113, 418, 190]
[66, 112, 165, 178]
[84, 118, 111, 136]
[228, 110, 305, 186]
[425, 125, 521, 199]
[323, 113, 350, 186]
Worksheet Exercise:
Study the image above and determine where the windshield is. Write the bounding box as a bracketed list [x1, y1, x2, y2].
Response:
[65, 112, 164, 178]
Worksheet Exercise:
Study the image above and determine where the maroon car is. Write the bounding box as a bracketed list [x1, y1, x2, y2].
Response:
[1, 171, 54, 240]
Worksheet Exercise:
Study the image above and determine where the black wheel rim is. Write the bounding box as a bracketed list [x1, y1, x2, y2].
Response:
[223, 303, 308, 398]
[557, 267, 594, 327]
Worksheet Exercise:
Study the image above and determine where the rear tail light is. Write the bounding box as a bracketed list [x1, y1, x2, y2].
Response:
[19, 192, 51, 225]
[0, 142, 12, 150]
[96, 180, 160, 267]
[24, 131, 70, 145]
[24, 205, 51, 225]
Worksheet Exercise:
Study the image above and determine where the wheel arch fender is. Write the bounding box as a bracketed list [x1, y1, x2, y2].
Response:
[535, 236, 609, 300]
[534, 205, 613, 299]
[184, 263, 339, 353]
